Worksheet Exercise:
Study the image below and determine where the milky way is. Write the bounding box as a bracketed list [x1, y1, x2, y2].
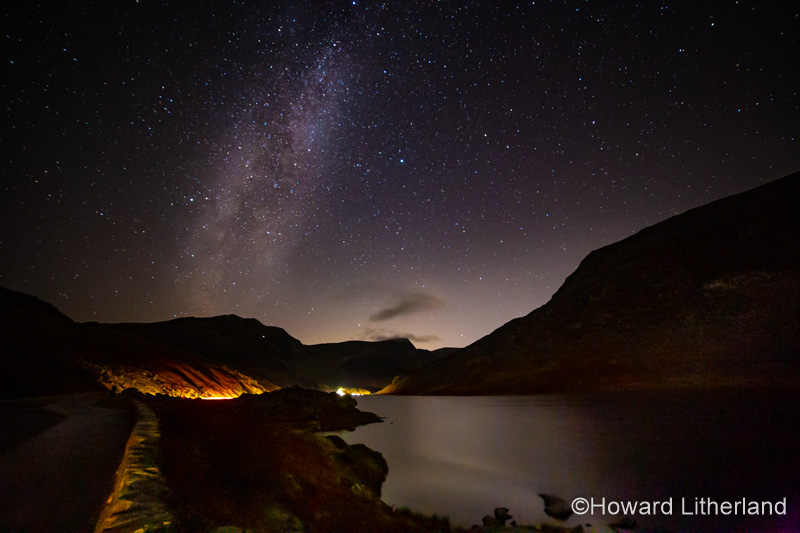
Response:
[2, 1, 798, 349]
[186, 40, 353, 310]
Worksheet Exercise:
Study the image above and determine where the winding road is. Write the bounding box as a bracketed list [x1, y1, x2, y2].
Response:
[0, 393, 134, 532]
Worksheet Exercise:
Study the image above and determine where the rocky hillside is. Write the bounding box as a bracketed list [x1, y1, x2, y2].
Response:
[0, 287, 446, 399]
[382, 172, 800, 394]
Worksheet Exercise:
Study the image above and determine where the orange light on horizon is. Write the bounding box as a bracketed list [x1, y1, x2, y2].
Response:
[200, 395, 237, 400]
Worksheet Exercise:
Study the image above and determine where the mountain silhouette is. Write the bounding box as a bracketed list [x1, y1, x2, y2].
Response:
[381, 172, 800, 394]
[0, 287, 447, 399]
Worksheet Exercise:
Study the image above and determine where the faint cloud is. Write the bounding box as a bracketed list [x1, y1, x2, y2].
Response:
[369, 293, 445, 321]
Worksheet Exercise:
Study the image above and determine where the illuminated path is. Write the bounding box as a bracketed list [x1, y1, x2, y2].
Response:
[0, 393, 134, 532]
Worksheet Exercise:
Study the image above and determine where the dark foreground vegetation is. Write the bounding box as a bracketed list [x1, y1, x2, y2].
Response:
[145, 388, 452, 532]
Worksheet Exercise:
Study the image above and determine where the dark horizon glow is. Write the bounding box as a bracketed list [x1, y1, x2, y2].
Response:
[2, 1, 798, 349]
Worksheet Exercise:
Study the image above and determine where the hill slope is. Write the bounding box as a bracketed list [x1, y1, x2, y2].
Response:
[0, 287, 102, 398]
[382, 172, 800, 394]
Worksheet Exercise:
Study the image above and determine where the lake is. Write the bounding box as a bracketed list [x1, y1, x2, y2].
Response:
[337, 391, 800, 532]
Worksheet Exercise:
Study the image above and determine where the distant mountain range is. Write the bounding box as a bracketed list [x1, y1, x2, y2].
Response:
[0, 287, 451, 399]
[381, 172, 800, 394]
[3, 173, 798, 399]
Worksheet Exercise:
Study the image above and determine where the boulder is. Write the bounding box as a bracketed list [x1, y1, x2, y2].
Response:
[494, 506, 512, 525]
[540, 493, 573, 520]
[482, 514, 500, 527]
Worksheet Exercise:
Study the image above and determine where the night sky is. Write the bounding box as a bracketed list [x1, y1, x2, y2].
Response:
[2, 1, 798, 350]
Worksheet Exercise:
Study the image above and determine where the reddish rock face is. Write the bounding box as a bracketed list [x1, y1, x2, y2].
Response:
[87, 361, 276, 398]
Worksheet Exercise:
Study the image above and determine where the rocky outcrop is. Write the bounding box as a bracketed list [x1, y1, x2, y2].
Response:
[383, 172, 800, 395]
[325, 435, 389, 498]
[540, 494, 573, 521]
[85, 361, 276, 399]
[481, 507, 513, 527]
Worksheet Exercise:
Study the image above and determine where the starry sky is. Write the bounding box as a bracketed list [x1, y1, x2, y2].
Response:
[2, 1, 798, 350]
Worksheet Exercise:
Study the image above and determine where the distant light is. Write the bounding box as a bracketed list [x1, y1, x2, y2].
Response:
[336, 387, 368, 396]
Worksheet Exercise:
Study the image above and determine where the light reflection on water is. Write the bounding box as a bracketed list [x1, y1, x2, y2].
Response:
[337, 391, 800, 531]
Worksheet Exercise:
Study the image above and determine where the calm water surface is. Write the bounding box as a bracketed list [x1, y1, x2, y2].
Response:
[339, 391, 800, 532]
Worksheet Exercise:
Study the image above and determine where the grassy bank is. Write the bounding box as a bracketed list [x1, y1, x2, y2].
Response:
[145, 388, 451, 532]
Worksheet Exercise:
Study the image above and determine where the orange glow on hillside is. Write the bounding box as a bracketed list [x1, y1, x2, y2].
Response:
[82, 359, 278, 399]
